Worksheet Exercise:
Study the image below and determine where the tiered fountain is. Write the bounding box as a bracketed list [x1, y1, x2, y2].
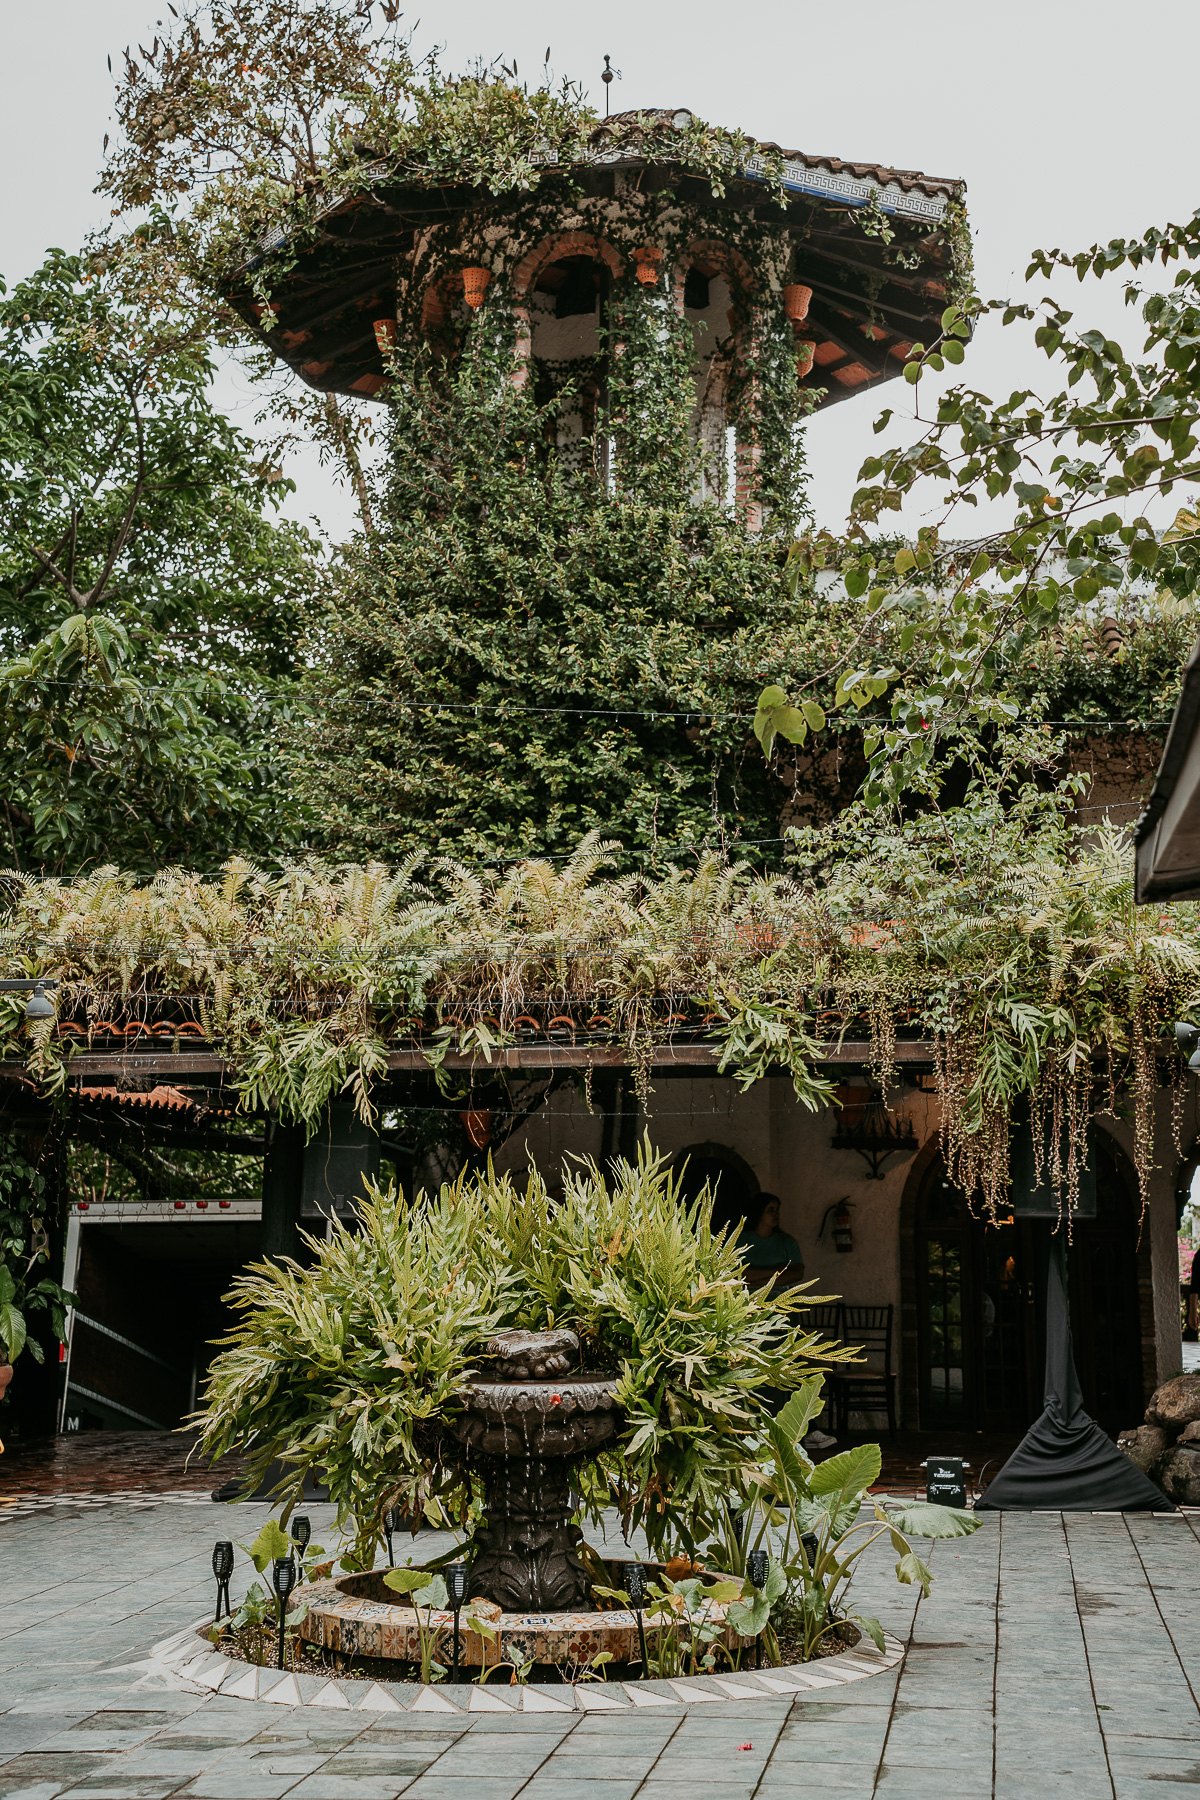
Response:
[296, 1327, 694, 1674]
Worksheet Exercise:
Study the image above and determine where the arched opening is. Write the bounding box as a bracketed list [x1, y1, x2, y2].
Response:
[905, 1137, 1147, 1434]
[671, 1141, 759, 1240]
[528, 255, 612, 473]
[676, 242, 752, 508]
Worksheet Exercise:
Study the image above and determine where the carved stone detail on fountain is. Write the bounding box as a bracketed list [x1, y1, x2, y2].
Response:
[451, 1327, 621, 1612]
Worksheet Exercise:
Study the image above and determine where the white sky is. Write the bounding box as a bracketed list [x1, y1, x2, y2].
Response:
[4, 0, 1199, 544]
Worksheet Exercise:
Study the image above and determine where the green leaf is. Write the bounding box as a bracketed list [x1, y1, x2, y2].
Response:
[885, 1502, 980, 1540]
[383, 1567, 432, 1596]
[895, 1551, 934, 1596]
[239, 1518, 292, 1574]
[776, 1376, 825, 1448]
[727, 1592, 769, 1636]
[0, 1300, 26, 1361]
[808, 1443, 882, 1499]
[849, 1612, 886, 1652]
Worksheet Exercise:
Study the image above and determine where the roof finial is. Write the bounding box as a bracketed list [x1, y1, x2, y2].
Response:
[601, 54, 621, 117]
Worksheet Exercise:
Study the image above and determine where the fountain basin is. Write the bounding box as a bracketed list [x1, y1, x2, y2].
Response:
[295, 1563, 740, 1672]
[452, 1371, 620, 1459]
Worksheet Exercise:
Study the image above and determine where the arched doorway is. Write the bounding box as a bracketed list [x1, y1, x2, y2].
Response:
[909, 1137, 1146, 1433]
[671, 1143, 759, 1239]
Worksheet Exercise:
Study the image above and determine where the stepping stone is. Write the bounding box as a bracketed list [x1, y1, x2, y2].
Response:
[754, 1672, 815, 1694]
[310, 1680, 353, 1708]
[194, 1657, 232, 1692]
[411, 1686, 461, 1712]
[623, 1684, 678, 1707]
[575, 1685, 629, 1710]
[468, 1686, 516, 1711]
[668, 1680, 722, 1703]
[263, 1674, 302, 1706]
[521, 1687, 573, 1711]
[712, 1676, 772, 1699]
[220, 1665, 262, 1700]
[356, 1682, 403, 1711]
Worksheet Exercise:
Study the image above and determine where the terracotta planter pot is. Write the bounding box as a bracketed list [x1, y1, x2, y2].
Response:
[783, 282, 813, 323]
[796, 339, 816, 378]
[462, 266, 491, 309]
[373, 318, 398, 353]
[632, 246, 664, 287]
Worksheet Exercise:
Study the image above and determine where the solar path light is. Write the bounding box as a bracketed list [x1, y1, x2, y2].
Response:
[746, 1550, 769, 1666]
[211, 1541, 234, 1625]
[445, 1561, 469, 1683]
[272, 1556, 297, 1669]
[290, 1515, 311, 1577]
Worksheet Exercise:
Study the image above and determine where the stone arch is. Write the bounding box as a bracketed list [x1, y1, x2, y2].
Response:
[672, 238, 761, 520]
[512, 230, 625, 303]
[671, 237, 756, 317]
[670, 1140, 760, 1237]
[421, 268, 467, 337]
[510, 231, 625, 392]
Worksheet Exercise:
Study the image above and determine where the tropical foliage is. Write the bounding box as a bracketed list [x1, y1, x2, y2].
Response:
[705, 1376, 979, 1661]
[2, 736, 1195, 1207]
[192, 1152, 848, 1566]
[0, 1131, 71, 1369]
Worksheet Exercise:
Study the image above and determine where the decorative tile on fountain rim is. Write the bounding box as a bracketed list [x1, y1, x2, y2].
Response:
[169, 1615, 905, 1712]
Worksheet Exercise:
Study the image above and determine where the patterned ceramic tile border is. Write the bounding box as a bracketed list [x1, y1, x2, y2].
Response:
[143, 1616, 905, 1713]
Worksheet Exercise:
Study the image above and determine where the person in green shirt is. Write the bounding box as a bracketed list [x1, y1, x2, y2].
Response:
[738, 1193, 804, 1271]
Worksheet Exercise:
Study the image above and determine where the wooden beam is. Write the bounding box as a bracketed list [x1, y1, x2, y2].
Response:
[2, 1040, 940, 1083]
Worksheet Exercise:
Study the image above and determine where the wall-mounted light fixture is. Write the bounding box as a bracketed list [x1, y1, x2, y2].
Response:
[0, 978, 59, 1021]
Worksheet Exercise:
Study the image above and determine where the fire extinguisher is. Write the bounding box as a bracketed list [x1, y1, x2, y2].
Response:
[819, 1198, 855, 1253]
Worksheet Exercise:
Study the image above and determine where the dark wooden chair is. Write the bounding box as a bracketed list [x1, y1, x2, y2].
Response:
[826, 1303, 897, 1437]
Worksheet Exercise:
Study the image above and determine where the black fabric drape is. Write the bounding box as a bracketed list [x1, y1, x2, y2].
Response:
[976, 1230, 1169, 1512]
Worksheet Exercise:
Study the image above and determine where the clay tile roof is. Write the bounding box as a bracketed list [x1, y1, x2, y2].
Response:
[76, 1085, 202, 1115]
[594, 108, 964, 211]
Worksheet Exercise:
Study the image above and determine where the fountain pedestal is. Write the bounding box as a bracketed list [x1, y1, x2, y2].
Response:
[451, 1329, 620, 1612]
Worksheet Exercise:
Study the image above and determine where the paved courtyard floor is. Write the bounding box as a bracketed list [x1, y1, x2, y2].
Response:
[0, 1497, 1198, 1799]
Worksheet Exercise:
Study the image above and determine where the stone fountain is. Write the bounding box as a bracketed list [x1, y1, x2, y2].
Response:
[292, 1326, 744, 1676]
[451, 1327, 620, 1611]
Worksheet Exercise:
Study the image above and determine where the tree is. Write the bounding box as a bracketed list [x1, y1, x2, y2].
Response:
[0, 250, 319, 871]
[755, 220, 1200, 801]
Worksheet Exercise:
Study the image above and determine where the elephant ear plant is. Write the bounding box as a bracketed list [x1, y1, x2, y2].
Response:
[707, 1376, 981, 1660]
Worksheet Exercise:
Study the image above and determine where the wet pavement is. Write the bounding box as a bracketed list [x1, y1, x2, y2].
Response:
[1, 1496, 1198, 1798]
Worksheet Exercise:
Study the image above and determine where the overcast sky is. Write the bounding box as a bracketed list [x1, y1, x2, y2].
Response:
[4, 0, 1199, 542]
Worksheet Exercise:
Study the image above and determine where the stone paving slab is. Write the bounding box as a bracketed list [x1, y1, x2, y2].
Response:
[1, 1500, 1198, 1796]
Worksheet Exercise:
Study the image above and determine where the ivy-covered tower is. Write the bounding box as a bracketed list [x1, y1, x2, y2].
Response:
[231, 109, 968, 861]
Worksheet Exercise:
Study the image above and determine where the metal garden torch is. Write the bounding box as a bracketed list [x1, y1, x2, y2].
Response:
[626, 1561, 649, 1670]
[272, 1556, 297, 1670]
[211, 1541, 234, 1626]
[445, 1561, 470, 1684]
[746, 1550, 769, 1667]
[384, 1506, 403, 1567]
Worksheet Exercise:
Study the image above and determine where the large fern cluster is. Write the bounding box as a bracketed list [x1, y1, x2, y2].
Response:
[195, 1150, 841, 1565]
